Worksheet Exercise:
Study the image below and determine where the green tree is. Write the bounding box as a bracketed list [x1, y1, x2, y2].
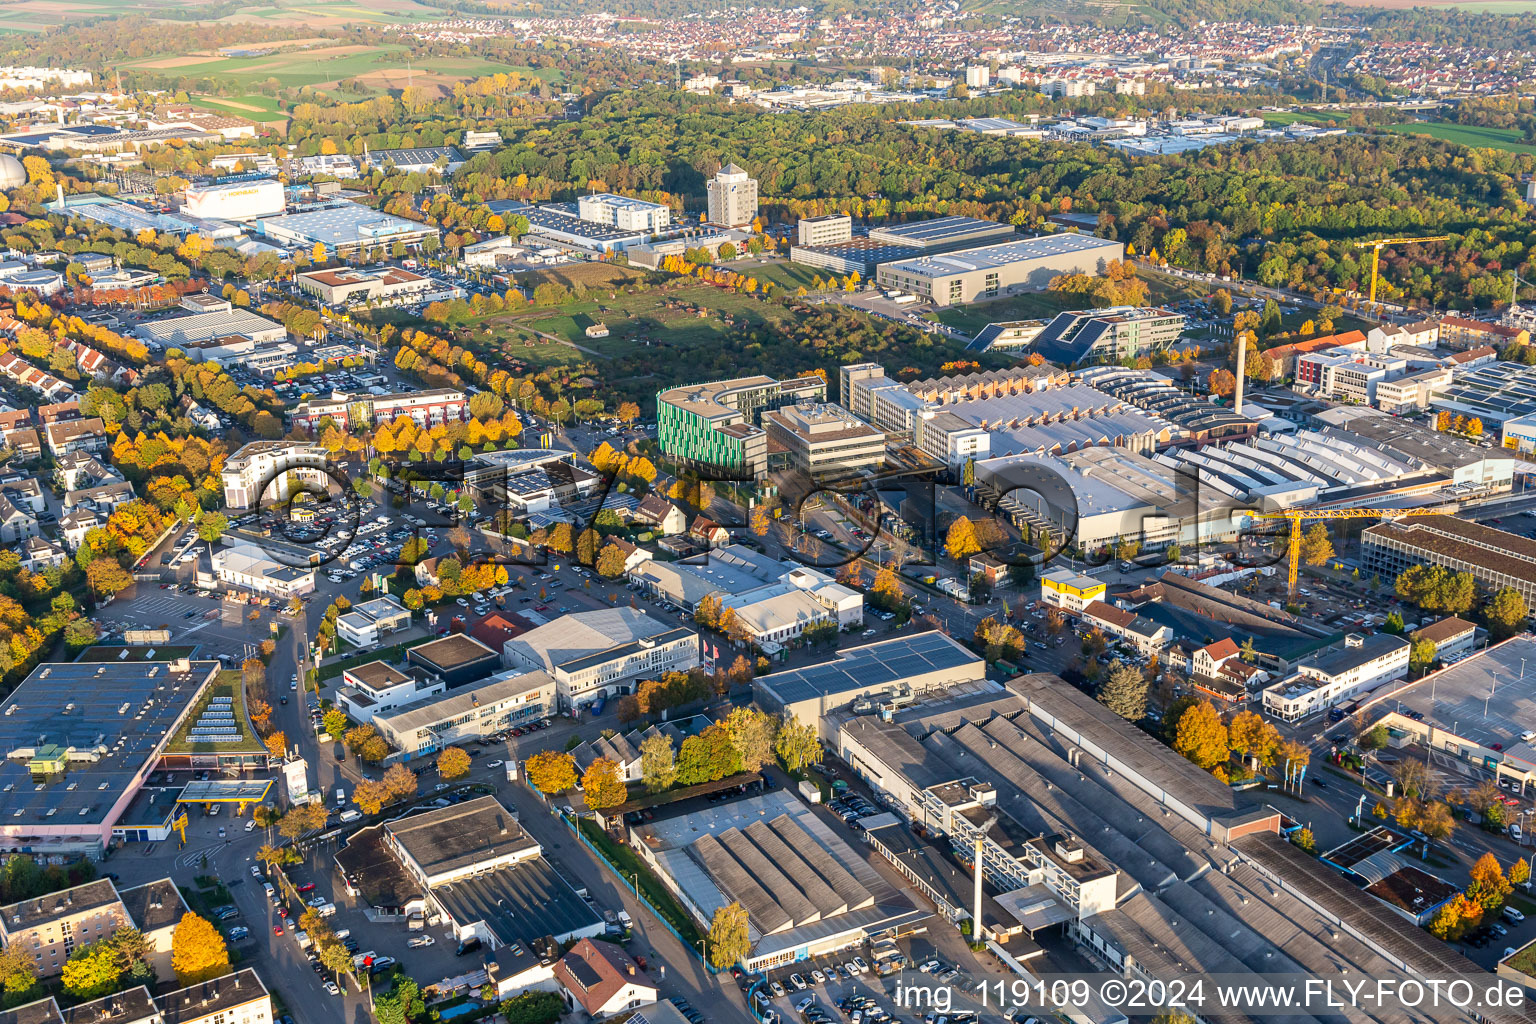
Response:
[0, 942, 37, 1001]
[374, 977, 426, 1024]
[323, 709, 348, 739]
[1485, 588, 1530, 641]
[501, 991, 563, 1024]
[724, 706, 778, 772]
[640, 731, 677, 793]
[61, 939, 124, 1000]
[1409, 635, 1438, 675]
[1382, 611, 1405, 634]
[1097, 663, 1149, 721]
[1298, 523, 1334, 566]
[707, 901, 751, 969]
[774, 712, 822, 773]
[196, 510, 230, 545]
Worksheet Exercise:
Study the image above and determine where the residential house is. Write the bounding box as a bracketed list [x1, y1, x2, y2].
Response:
[0, 880, 132, 979]
[19, 535, 67, 571]
[631, 495, 686, 536]
[553, 938, 657, 1018]
[1188, 637, 1267, 703]
[0, 490, 39, 543]
[43, 417, 106, 457]
[689, 516, 729, 548]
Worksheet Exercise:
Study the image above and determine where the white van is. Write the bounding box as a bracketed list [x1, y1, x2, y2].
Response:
[339, 809, 361, 823]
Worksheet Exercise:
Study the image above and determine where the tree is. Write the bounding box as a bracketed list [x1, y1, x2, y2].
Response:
[1428, 898, 1466, 941]
[1097, 663, 1149, 721]
[1512, 858, 1531, 889]
[944, 516, 982, 561]
[1409, 636, 1438, 675]
[1418, 800, 1455, 841]
[1397, 757, 1435, 799]
[437, 746, 472, 779]
[693, 593, 722, 630]
[170, 912, 229, 984]
[353, 779, 391, 815]
[870, 568, 904, 611]
[774, 712, 822, 772]
[581, 757, 628, 809]
[1228, 710, 1279, 765]
[374, 977, 426, 1024]
[263, 731, 287, 758]
[1291, 827, 1317, 855]
[596, 542, 628, 579]
[196, 510, 229, 545]
[256, 844, 287, 872]
[0, 940, 36, 1000]
[1208, 367, 1236, 398]
[640, 731, 677, 793]
[323, 709, 349, 739]
[61, 939, 123, 999]
[525, 750, 578, 794]
[1298, 523, 1334, 566]
[501, 991, 564, 1024]
[707, 901, 751, 969]
[1358, 724, 1389, 751]
[1485, 588, 1530, 642]
[85, 557, 132, 597]
[383, 764, 418, 801]
[724, 707, 777, 772]
[1470, 852, 1512, 911]
[1171, 701, 1229, 772]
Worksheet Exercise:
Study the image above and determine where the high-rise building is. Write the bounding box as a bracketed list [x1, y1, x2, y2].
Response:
[657, 374, 825, 477]
[965, 65, 990, 89]
[706, 163, 758, 228]
[797, 213, 853, 247]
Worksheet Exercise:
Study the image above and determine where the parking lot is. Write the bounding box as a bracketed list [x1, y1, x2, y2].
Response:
[98, 583, 278, 661]
[757, 945, 1005, 1024]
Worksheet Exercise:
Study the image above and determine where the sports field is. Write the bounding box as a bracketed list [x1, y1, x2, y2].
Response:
[1261, 111, 1345, 127]
[1378, 121, 1536, 154]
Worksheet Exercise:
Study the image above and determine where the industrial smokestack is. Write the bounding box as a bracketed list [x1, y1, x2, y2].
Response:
[55, 183, 64, 208]
[972, 830, 984, 944]
[1233, 332, 1246, 414]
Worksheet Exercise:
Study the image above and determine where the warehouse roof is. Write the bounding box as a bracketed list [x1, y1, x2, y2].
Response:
[433, 854, 601, 947]
[137, 308, 283, 346]
[755, 631, 982, 710]
[881, 233, 1121, 280]
[504, 607, 689, 675]
[258, 202, 437, 246]
[387, 795, 539, 879]
[377, 670, 553, 735]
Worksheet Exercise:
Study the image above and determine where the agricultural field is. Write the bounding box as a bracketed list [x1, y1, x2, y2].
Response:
[191, 94, 292, 123]
[1260, 110, 1346, 127]
[1376, 121, 1536, 154]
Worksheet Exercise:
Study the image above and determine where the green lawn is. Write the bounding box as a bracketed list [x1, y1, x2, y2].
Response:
[1377, 121, 1536, 155]
[481, 282, 802, 360]
[192, 95, 292, 123]
[126, 43, 535, 90]
[165, 671, 264, 754]
[744, 260, 822, 293]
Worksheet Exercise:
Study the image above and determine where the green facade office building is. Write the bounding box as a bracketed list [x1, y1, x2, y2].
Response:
[657, 375, 826, 477]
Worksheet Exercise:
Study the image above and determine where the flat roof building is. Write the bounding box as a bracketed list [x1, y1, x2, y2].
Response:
[657, 374, 826, 478]
[797, 214, 853, 248]
[1363, 516, 1536, 615]
[503, 608, 698, 710]
[706, 163, 757, 228]
[137, 308, 286, 349]
[1029, 307, 1185, 366]
[257, 202, 439, 257]
[876, 234, 1124, 307]
[576, 193, 670, 233]
[0, 659, 219, 857]
[867, 215, 1016, 251]
[374, 669, 556, 758]
[363, 145, 463, 174]
[753, 631, 985, 736]
[405, 633, 502, 688]
[789, 237, 924, 277]
[295, 266, 434, 306]
[761, 402, 886, 476]
[1261, 632, 1411, 722]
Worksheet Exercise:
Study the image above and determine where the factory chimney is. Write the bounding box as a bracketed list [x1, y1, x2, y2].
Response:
[1233, 332, 1246, 414]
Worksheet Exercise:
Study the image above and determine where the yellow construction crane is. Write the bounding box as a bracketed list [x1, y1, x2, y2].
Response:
[1353, 236, 1450, 305]
[1248, 507, 1445, 596]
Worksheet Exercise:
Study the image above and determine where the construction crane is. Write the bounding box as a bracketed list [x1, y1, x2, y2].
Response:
[1247, 507, 1446, 597]
[1354, 236, 1450, 305]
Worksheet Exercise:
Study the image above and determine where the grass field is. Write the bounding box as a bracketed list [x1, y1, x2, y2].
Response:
[192, 94, 292, 123]
[1378, 121, 1536, 154]
[470, 280, 804, 372]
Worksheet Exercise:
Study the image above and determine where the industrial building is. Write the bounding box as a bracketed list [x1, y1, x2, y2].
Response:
[876, 234, 1124, 306]
[1029, 307, 1186, 366]
[181, 179, 285, 221]
[363, 145, 464, 174]
[1364, 635, 1536, 791]
[0, 659, 220, 858]
[212, 540, 316, 598]
[753, 631, 985, 736]
[405, 633, 502, 688]
[628, 789, 925, 973]
[515, 205, 650, 254]
[706, 163, 757, 227]
[256, 202, 439, 257]
[137, 306, 286, 350]
[1363, 516, 1536, 614]
[867, 215, 1016, 252]
[334, 595, 413, 648]
[1076, 367, 1253, 443]
[789, 237, 924, 277]
[336, 796, 603, 949]
[1430, 360, 1536, 426]
[502, 608, 698, 710]
[761, 402, 886, 476]
[628, 544, 862, 652]
[373, 669, 556, 757]
[657, 374, 826, 477]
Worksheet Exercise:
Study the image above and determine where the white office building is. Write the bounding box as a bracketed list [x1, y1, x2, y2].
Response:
[1261, 633, 1411, 722]
[577, 193, 671, 233]
[221, 440, 329, 510]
